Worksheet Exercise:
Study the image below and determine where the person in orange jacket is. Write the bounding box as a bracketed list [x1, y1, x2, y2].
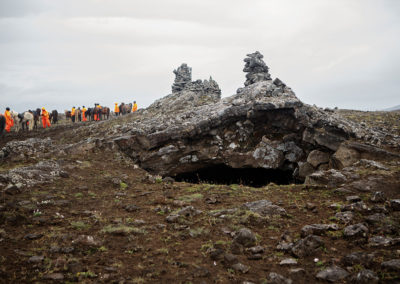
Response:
[114, 103, 120, 116]
[132, 101, 138, 112]
[82, 106, 87, 122]
[4, 107, 14, 132]
[71, 107, 76, 123]
[41, 107, 51, 128]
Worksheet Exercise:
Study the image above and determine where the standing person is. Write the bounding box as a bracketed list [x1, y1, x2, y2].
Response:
[4, 107, 14, 132]
[41, 107, 51, 128]
[114, 103, 120, 116]
[77, 107, 82, 122]
[132, 101, 138, 112]
[71, 107, 76, 123]
[82, 106, 87, 122]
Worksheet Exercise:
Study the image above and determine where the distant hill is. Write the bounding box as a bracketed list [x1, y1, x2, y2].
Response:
[382, 105, 400, 111]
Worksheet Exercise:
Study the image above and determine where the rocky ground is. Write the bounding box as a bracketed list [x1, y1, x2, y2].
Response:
[0, 110, 399, 284]
[1, 52, 400, 283]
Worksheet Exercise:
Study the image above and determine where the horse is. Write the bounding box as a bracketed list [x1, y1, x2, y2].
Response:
[20, 111, 34, 131]
[10, 110, 20, 132]
[119, 103, 132, 115]
[102, 107, 110, 120]
[0, 115, 5, 136]
[33, 108, 41, 130]
[74, 108, 81, 122]
[49, 110, 58, 124]
[85, 108, 93, 121]
[93, 107, 102, 121]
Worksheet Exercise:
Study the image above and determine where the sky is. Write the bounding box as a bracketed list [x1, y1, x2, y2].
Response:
[0, 0, 399, 112]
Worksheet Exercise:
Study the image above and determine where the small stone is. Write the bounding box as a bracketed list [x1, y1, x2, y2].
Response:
[351, 269, 379, 283]
[28, 255, 44, 263]
[341, 252, 373, 266]
[390, 200, 400, 211]
[280, 258, 298, 265]
[301, 223, 338, 237]
[316, 265, 349, 282]
[381, 259, 400, 271]
[346, 195, 361, 202]
[268, 272, 293, 284]
[24, 233, 43, 240]
[248, 245, 264, 254]
[223, 253, 238, 265]
[59, 171, 69, 178]
[231, 263, 250, 273]
[343, 223, 368, 238]
[291, 235, 324, 258]
[305, 202, 316, 210]
[370, 191, 385, 203]
[4, 184, 22, 195]
[365, 213, 386, 224]
[289, 268, 305, 275]
[247, 254, 262, 260]
[335, 211, 354, 224]
[124, 204, 140, 212]
[192, 267, 210, 278]
[43, 273, 64, 280]
[369, 236, 392, 247]
[233, 228, 257, 247]
[209, 249, 224, 260]
[72, 235, 100, 247]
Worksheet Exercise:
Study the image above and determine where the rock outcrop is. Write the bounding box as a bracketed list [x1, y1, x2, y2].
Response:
[111, 52, 400, 181]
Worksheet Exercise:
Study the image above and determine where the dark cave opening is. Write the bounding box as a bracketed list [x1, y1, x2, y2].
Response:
[174, 164, 296, 187]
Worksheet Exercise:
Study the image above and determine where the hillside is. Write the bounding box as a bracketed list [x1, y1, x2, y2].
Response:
[1, 52, 400, 283]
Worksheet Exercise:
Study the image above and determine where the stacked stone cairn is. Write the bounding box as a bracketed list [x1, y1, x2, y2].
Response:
[243, 51, 272, 86]
[172, 63, 192, 93]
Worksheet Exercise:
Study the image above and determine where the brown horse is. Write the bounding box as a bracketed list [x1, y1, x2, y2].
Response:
[119, 103, 132, 115]
[102, 107, 110, 120]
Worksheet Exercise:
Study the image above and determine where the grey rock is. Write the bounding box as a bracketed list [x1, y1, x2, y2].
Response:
[4, 183, 22, 195]
[365, 213, 386, 224]
[124, 204, 140, 212]
[267, 272, 293, 284]
[247, 254, 262, 260]
[291, 235, 324, 258]
[192, 267, 210, 278]
[28, 255, 44, 263]
[381, 259, 400, 271]
[343, 223, 368, 238]
[390, 199, 400, 211]
[248, 245, 264, 254]
[231, 262, 250, 273]
[342, 201, 370, 213]
[298, 162, 315, 178]
[43, 273, 64, 280]
[335, 211, 354, 224]
[233, 228, 257, 247]
[242, 51, 271, 86]
[351, 269, 379, 283]
[24, 233, 43, 240]
[332, 145, 360, 168]
[301, 223, 338, 237]
[177, 206, 202, 217]
[341, 252, 374, 266]
[72, 235, 101, 247]
[369, 236, 392, 247]
[307, 150, 330, 168]
[280, 258, 298, 265]
[305, 169, 347, 187]
[242, 200, 286, 216]
[223, 253, 238, 265]
[346, 195, 361, 202]
[316, 265, 349, 282]
[370, 191, 385, 203]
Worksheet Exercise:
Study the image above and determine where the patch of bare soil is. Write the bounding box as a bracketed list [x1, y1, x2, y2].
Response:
[0, 115, 400, 283]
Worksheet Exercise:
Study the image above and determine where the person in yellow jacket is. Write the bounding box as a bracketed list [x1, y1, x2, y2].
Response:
[132, 101, 138, 112]
[114, 103, 120, 116]
[71, 107, 76, 123]
[4, 107, 14, 132]
[82, 106, 87, 122]
[41, 107, 51, 128]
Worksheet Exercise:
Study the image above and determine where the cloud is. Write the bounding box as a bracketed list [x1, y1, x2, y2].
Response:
[0, 0, 399, 112]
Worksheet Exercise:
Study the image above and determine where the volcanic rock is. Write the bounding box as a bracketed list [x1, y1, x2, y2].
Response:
[316, 265, 349, 282]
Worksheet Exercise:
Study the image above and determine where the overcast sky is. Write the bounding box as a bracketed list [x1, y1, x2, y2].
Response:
[1, 0, 399, 112]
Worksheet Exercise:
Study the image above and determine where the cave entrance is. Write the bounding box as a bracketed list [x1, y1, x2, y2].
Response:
[174, 164, 295, 187]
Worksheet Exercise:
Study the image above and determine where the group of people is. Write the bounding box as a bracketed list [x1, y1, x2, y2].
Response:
[2, 107, 51, 133]
[114, 101, 137, 116]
